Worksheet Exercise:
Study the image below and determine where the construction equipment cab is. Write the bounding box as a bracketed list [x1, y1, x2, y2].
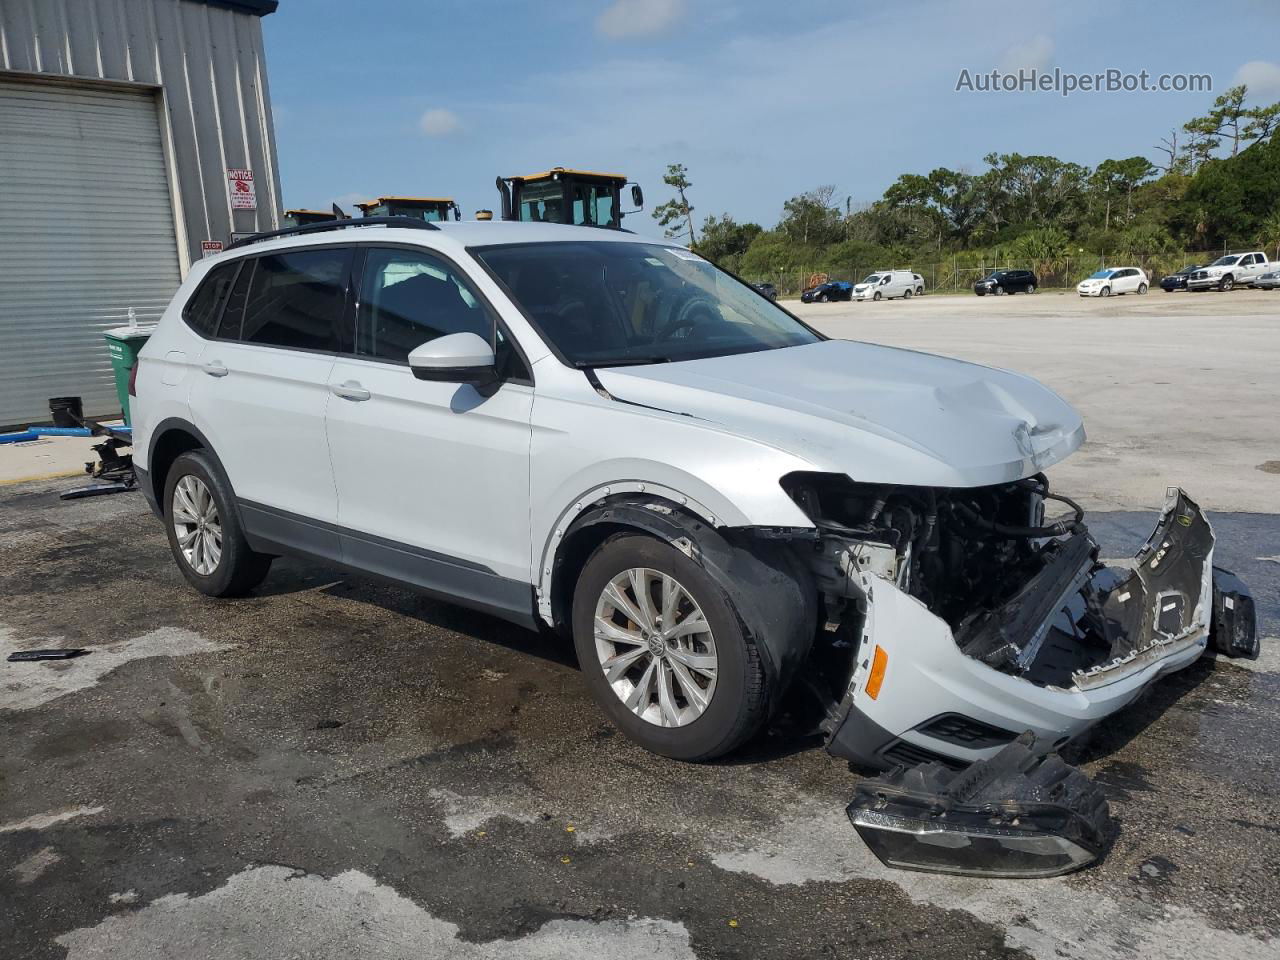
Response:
[356, 197, 461, 222]
[282, 209, 334, 227]
[496, 168, 642, 229]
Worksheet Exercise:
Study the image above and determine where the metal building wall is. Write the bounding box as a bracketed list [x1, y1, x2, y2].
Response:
[0, 0, 282, 272]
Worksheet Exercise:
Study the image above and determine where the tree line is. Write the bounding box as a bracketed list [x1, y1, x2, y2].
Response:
[651, 86, 1280, 284]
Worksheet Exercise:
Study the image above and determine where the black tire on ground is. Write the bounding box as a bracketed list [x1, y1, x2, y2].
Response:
[571, 532, 770, 762]
[817, 292, 829, 302]
[1138, 283, 1148, 295]
[873, 290, 882, 301]
[163, 450, 272, 598]
[1027, 284, 1036, 294]
[995, 285, 1005, 296]
[916, 286, 924, 295]
[1219, 275, 1234, 292]
[1100, 286, 1111, 297]
[903, 288, 913, 299]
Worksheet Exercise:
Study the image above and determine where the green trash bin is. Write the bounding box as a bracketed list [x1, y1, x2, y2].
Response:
[103, 322, 155, 425]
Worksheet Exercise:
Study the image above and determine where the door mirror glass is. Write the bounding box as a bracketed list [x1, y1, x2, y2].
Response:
[408, 332, 497, 386]
[631, 184, 644, 208]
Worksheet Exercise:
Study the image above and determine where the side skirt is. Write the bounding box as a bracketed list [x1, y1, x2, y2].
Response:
[238, 500, 538, 629]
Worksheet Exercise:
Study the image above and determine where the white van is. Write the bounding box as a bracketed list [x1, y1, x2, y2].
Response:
[853, 270, 923, 301]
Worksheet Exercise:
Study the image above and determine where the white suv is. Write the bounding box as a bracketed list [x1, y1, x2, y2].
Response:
[132, 219, 1251, 769]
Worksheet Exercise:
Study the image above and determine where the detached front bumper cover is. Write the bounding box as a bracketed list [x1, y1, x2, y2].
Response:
[848, 733, 1110, 878]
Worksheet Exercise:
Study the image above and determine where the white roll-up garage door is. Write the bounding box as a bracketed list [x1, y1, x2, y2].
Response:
[0, 77, 182, 428]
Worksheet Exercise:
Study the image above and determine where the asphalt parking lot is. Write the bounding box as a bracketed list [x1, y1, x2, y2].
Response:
[2, 289, 1277, 960]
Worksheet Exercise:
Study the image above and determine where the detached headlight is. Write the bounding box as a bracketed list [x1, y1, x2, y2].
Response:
[848, 734, 1110, 879]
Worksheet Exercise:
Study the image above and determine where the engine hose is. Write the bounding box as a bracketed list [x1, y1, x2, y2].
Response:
[952, 493, 1085, 539]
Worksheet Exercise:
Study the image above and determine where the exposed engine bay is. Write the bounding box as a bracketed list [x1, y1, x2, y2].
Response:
[783, 471, 1220, 689]
[767, 471, 1256, 777]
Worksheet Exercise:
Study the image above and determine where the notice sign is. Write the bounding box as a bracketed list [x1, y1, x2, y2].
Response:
[227, 168, 256, 210]
[201, 240, 224, 259]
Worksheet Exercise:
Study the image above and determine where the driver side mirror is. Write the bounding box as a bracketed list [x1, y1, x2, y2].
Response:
[630, 184, 644, 209]
[408, 332, 498, 388]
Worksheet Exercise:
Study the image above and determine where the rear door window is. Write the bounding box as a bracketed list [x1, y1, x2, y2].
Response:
[239, 248, 352, 351]
[182, 262, 239, 338]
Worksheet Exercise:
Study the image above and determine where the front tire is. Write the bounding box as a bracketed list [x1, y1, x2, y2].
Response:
[1219, 275, 1234, 292]
[994, 285, 1005, 296]
[571, 533, 769, 761]
[163, 450, 272, 597]
[1100, 286, 1111, 297]
[1137, 282, 1148, 295]
[873, 290, 882, 301]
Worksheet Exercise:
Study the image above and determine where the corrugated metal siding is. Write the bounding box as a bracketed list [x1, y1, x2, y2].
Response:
[0, 78, 182, 424]
[0, 0, 282, 267]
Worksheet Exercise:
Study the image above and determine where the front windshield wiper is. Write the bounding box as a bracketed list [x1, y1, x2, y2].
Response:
[582, 356, 676, 369]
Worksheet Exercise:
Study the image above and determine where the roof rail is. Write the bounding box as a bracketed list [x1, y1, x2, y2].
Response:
[225, 216, 439, 250]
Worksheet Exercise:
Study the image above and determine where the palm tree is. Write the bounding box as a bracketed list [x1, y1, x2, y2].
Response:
[1256, 211, 1280, 262]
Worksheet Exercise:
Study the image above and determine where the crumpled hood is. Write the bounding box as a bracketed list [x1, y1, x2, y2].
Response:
[595, 340, 1085, 488]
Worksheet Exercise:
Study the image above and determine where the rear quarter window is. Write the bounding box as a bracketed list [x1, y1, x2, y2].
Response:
[182, 262, 239, 338]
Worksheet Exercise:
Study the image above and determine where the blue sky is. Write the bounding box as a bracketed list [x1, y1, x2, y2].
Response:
[264, 0, 1280, 229]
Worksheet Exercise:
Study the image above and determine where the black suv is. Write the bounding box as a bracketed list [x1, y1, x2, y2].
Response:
[973, 270, 1038, 296]
[1159, 265, 1201, 292]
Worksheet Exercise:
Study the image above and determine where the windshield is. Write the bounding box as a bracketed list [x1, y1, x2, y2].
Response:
[1088, 270, 1113, 279]
[861, 274, 881, 284]
[472, 241, 820, 367]
[1210, 255, 1241, 266]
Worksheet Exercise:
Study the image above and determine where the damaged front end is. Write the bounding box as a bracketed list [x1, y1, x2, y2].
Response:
[776, 473, 1255, 772]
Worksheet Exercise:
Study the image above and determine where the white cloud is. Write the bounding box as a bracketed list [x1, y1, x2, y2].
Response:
[1235, 60, 1280, 100]
[596, 0, 686, 39]
[418, 107, 461, 137]
[999, 33, 1054, 73]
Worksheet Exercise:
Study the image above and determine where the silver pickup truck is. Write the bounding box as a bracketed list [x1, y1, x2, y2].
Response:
[1186, 251, 1271, 290]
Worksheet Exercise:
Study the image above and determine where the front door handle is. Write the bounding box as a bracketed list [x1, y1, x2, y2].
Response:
[331, 381, 371, 402]
[203, 361, 229, 378]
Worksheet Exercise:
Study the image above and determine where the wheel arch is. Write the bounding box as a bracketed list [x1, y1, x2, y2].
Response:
[146, 418, 223, 515]
[547, 492, 818, 697]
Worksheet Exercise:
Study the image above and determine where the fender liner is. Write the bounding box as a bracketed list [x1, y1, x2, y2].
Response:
[562, 496, 818, 696]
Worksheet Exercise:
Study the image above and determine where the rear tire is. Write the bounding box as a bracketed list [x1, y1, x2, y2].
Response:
[1027, 284, 1036, 294]
[571, 533, 770, 761]
[163, 450, 272, 598]
[903, 288, 913, 299]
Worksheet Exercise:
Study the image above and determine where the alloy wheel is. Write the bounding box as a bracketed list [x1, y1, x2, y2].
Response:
[171, 474, 222, 575]
[593, 567, 718, 727]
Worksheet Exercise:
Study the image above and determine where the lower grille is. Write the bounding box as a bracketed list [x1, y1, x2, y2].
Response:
[881, 740, 966, 770]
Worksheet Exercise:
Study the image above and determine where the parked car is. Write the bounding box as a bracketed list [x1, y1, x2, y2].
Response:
[800, 280, 852, 303]
[1255, 270, 1279, 290]
[132, 220, 1253, 771]
[973, 270, 1038, 296]
[1159, 264, 1202, 292]
[1077, 266, 1147, 297]
[1186, 251, 1271, 291]
[852, 270, 922, 301]
[752, 281, 778, 301]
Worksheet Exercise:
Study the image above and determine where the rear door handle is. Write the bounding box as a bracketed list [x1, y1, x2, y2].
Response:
[331, 381, 371, 402]
[202, 361, 229, 378]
